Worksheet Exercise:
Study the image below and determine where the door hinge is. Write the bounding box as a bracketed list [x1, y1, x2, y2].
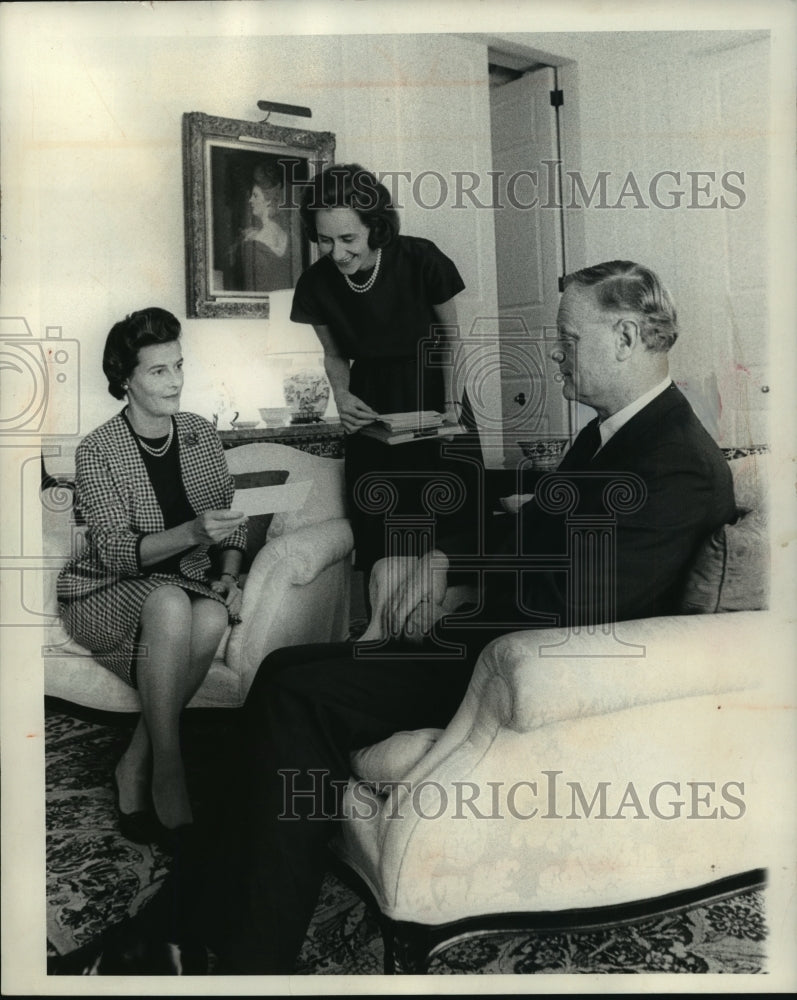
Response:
[558, 276, 565, 293]
[550, 88, 564, 108]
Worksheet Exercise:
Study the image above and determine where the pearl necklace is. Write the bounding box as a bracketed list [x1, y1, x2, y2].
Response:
[343, 248, 382, 293]
[135, 420, 174, 458]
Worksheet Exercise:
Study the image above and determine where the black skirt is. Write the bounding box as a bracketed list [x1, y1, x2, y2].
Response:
[344, 429, 482, 575]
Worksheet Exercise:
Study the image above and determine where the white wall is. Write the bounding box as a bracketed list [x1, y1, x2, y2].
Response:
[2, 12, 770, 450]
[2, 16, 497, 437]
[486, 30, 770, 446]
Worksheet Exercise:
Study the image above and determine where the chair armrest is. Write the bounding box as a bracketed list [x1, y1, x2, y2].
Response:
[474, 611, 765, 735]
[227, 518, 353, 698]
[243, 517, 353, 596]
[345, 612, 777, 926]
[387, 610, 768, 790]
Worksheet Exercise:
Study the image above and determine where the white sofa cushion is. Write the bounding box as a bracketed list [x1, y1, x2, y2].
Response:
[680, 453, 769, 614]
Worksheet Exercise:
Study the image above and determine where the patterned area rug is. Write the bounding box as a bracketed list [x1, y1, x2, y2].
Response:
[45, 702, 767, 975]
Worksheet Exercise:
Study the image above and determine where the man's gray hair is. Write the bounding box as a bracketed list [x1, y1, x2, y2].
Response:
[564, 260, 679, 352]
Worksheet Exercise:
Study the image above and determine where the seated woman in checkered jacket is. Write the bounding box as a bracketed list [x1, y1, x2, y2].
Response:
[56, 307, 246, 848]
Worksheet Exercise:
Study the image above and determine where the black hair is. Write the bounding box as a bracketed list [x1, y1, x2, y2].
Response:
[102, 307, 182, 400]
[299, 163, 399, 249]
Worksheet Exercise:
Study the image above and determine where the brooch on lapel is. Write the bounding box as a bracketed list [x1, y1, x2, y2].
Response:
[182, 430, 199, 448]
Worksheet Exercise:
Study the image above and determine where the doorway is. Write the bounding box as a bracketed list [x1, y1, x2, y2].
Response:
[488, 55, 569, 467]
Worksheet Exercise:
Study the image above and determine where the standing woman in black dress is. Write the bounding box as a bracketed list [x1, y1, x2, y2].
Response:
[290, 163, 468, 582]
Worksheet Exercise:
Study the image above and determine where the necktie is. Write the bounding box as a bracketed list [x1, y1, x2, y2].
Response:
[558, 418, 602, 470]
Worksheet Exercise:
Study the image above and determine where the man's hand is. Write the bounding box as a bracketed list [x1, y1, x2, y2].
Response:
[360, 551, 450, 643]
[401, 595, 449, 642]
[335, 390, 380, 434]
[387, 550, 449, 638]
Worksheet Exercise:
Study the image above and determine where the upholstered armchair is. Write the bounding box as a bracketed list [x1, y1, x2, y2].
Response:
[334, 452, 774, 972]
[42, 442, 353, 711]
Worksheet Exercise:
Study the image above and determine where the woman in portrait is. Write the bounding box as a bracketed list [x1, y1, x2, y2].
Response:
[56, 307, 246, 845]
[227, 162, 293, 292]
[290, 163, 468, 584]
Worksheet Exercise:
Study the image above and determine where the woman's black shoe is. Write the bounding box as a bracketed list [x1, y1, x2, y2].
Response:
[49, 928, 210, 975]
[48, 935, 107, 975]
[49, 869, 211, 976]
[112, 772, 155, 844]
[151, 819, 195, 855]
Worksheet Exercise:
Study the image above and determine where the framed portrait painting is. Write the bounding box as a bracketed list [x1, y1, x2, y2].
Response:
[182, 111, 335, 318]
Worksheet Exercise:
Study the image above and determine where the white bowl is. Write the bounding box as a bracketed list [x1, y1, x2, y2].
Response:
[259, 406, 290, 426]
[517, 437, 569, 469]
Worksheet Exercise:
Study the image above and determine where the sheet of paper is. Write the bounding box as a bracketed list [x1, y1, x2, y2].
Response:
[232, 479, 312, 517]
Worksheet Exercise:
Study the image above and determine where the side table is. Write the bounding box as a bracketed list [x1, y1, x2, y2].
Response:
[218, 421, 345, 459]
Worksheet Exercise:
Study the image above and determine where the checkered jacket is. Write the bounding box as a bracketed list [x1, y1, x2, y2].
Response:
[57, 410, 246, 601]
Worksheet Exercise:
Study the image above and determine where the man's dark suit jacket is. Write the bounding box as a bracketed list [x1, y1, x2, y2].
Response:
[473, 384, 736, 632]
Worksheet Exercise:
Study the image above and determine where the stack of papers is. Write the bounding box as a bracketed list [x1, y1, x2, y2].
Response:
[374, 411, 445, 432]
[360, 411, 467, 446]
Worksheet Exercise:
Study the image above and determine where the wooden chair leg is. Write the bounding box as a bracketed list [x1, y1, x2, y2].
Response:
[380, 918, 433, 974]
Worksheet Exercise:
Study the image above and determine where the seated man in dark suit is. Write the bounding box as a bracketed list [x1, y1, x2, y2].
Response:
[54, 260, 736, 975]
[368, 258, 734, 641]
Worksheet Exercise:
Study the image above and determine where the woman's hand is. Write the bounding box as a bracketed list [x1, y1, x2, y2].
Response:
[210, 573, 243, 623]
[190, 509, 247, 546]
[210, 573, 244, 612]
[335, 390, 380, 434]
[442, 401, 463, 427]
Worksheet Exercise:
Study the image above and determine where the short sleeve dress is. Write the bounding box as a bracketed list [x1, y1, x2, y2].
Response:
[291, 235, 467, 573]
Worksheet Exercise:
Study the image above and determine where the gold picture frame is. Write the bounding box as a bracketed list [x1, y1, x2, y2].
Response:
[182, 111, 335, 318]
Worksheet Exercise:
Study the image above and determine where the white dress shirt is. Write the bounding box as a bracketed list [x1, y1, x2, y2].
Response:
[596, 375, 672, 452]
[500, 376, 672, 513]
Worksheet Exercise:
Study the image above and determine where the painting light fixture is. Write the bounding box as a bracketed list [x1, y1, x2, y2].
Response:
[258, 100, 312, 121]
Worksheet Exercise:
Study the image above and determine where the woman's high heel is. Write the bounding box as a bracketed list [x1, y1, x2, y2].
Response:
[151, 819, 195, 855]
[112, 771, 155, 844]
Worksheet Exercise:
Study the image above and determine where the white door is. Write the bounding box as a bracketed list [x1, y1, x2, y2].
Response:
[490, 67, 566, 466]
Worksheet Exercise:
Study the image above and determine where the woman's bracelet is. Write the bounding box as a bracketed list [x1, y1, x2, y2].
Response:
[220, 571, 239, 584]
[444, 399, 462, 405]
